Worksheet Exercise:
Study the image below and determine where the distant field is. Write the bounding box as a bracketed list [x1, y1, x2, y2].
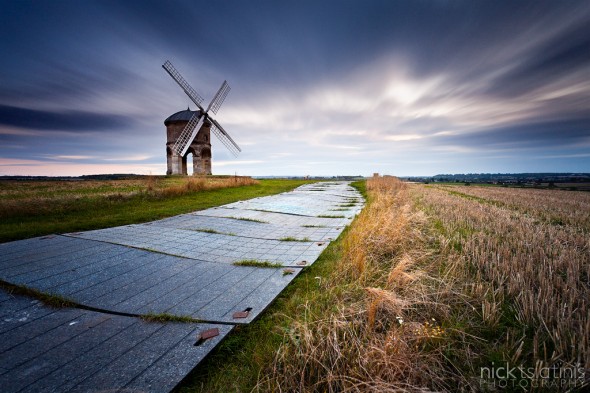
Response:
[0, 177, 315, 243]
[182, 178, 589, 392]
[423, 181, 590, 191]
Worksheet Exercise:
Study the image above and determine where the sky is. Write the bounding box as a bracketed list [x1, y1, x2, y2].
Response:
[0, 0, 589, 177]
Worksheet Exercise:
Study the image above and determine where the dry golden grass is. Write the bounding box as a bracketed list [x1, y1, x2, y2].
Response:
[257, 177, 588, 392]
[259, 177, 460, 392]
[156, 176, 258, 197]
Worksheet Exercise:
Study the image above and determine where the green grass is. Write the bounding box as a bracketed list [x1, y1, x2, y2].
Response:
[350, 179, 367, 199]
[228, 217, 268, 223]
[232, 260, 283, 268]
[192, 228, 236, 236]
[317, 214, 346, 218]
[0, 280, 77, 308]
[176, 225, 351, 392]
[0, 178, 313, 243]
[279, 237, 311, 242]
[301, 224, 326, 228]
[140, 312, 202, 323]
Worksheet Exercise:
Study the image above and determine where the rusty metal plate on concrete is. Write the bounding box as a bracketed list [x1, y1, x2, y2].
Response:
[0, 289, 231, 393]
[232, 310, 250, 319]
[198, 327, 220, 340]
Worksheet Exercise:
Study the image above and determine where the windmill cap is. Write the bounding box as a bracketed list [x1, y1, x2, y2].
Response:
[164, 108, 201, 125]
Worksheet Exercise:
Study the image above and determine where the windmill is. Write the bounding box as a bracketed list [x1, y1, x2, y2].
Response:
[162, 60, 241, 175]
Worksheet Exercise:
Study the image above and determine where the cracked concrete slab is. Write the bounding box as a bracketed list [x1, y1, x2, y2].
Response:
[149, 214, 344, 241]
[222, 188, 363, 218]
[66, 225, 329, 266]
[0, 289, 231, 393]
[193, 207, 354, 227]
[0, 236, 303, 324]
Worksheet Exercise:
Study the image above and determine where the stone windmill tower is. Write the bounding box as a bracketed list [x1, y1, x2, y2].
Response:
[164, 109, 212, 175]
[162, 61, 241, 175]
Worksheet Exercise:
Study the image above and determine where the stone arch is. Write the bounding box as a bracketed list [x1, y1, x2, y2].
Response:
[185, 152, 194, 175]
[184, 147, 198, 176]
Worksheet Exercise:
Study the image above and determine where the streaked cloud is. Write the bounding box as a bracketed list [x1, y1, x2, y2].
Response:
[0, 0, 588, 176]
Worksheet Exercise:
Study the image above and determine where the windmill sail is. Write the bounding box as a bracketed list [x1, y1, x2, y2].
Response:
[210, 118, 241, 157]
[172, 113, 205, 157]
[163, 60, 241, 158]
[162, 61, 205, 112]
[206, 80, 231, 115]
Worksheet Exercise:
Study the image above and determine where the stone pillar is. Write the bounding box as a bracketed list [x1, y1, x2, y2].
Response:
[181, 155, 188, 175]
[193, 153, 205, 175]
[170, 153, 182, 175]
[204, 159, 211, 175]
[201, 147, 212, 175]
[166, 148, 173, 175]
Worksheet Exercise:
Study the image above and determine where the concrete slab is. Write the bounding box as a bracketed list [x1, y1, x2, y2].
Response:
[0, 289, 231, 393]
[150, 215, 344, 241]
[193, 207, 353, 227]
[221, 188, 363, 218]
[224, 200, 359, 218]
[0, 236, 303, 323]
[67, 225, 329, 266]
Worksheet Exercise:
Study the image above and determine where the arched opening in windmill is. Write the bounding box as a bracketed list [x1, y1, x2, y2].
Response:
[185, 152, 194, 175]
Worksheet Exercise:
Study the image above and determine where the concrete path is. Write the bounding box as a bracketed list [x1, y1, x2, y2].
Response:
[0, 181, 363, 392]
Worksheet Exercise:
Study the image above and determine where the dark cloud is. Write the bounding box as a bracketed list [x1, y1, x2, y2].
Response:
[485, 21, 590, 98]
[436, 117, 590, 150]
[0, 105, 132, 132]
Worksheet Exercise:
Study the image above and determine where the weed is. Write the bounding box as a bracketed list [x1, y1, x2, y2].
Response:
[279, 237, 311, 242]
[229, 217, 268, 223]
[140, 312, 202, 323]
[233, 260, 282, 268]
[192, 228, 235, 236]
[0, 280, 77, 308]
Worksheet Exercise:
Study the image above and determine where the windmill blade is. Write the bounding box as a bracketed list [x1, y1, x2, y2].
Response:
[162, 60, 205, 112]
[209, 117, 241, 157]
[206, 80, 231, 115]
[172, 113, 206, 157]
